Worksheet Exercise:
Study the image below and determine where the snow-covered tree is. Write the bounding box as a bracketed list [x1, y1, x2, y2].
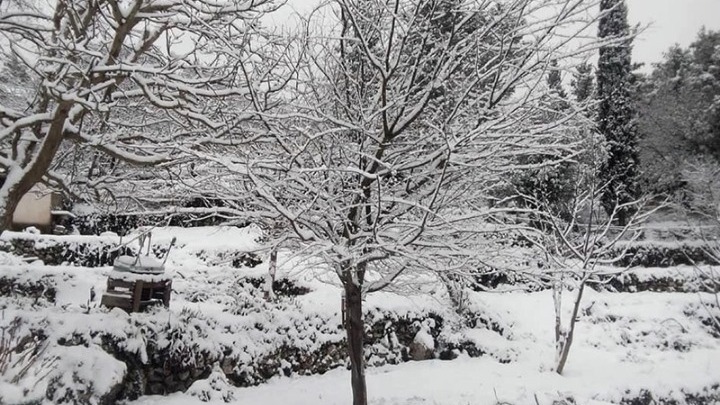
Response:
[680, 159, 720, 334]
[516, 163, 661, 374]
[636, 29, 720, 194]
[596, 0, 640, 225]
[214, 1, 611, 403]
[0, 0, 279, 228]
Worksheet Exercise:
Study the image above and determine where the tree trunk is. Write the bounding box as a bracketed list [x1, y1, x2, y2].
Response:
[0, 168, 40, 232]
[553, 282, 562, 363]
[0, 183, 24, 232]
[344, 279, 367, 405]
[0, 101, 72, 232]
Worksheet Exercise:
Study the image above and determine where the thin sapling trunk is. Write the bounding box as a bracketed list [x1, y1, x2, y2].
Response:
[555, 277, 587, 374]
[264, 248, 278, 302]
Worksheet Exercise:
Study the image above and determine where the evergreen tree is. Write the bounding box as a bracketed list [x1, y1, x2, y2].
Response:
[596, 0, 640, 225]
[512, 60, 577, 225]
[572, 62, 594, 103]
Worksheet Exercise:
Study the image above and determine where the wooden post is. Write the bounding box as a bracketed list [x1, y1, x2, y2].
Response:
[162, 280, 172, 307]
[132, 280, 144, 312]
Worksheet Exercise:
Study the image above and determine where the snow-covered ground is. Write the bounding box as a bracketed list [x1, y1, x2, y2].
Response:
[132, 290, 720, 405]
[135, 352, 719, 405]
[1, 226, 719, 404]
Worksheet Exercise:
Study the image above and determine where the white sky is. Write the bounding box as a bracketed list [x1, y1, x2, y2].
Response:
[268, 0, 720, 69]
[628, 0, 720, 67]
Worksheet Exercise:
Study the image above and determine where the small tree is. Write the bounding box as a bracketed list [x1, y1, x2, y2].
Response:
[225, 1, 614, 403]
[679, 159, 720, 333]
[517, 165, 661, 374]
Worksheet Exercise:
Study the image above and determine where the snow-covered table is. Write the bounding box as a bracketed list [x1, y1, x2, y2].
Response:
[101, 270, 172, 313]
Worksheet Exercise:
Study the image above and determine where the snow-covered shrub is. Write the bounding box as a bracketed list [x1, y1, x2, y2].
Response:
[194, 250, 262, 269]
[407, 320, 436, 361]
[682, 301, 720, 338]
[186, 364, 235, 403]
[364, 310, 445, 365]
[0, 316, 52, 404]
[0, 275, 57, 303]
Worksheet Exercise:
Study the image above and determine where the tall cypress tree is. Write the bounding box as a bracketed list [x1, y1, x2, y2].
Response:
[596, 0, 640, 225]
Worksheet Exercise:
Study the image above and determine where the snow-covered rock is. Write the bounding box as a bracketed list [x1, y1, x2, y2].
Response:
[186, 364, 235, 403]
[408, 320, 436, 361]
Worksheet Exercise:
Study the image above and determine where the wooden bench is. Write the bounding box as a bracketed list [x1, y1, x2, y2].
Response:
[101, 275, 172, 313]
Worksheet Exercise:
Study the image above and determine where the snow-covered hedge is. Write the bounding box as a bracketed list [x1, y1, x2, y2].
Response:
[611, 240, 719, 267]
[0, 275, 56, 302]
[0, 232, 132, 267]
[7, 302, 457, 402]
[71, 212, 234, 236]
[603, 266, 719, 293]
[0, 230, 261, 268]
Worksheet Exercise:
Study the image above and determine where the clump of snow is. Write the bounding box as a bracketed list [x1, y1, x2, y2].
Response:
[0, 249, 26, 266]
[22, 226, 41, 234]
[413, 320, 435, 351]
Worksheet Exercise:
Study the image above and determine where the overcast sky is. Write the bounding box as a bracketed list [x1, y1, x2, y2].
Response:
[628, 0, 720, 67]
[270, 0, 720, 69]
